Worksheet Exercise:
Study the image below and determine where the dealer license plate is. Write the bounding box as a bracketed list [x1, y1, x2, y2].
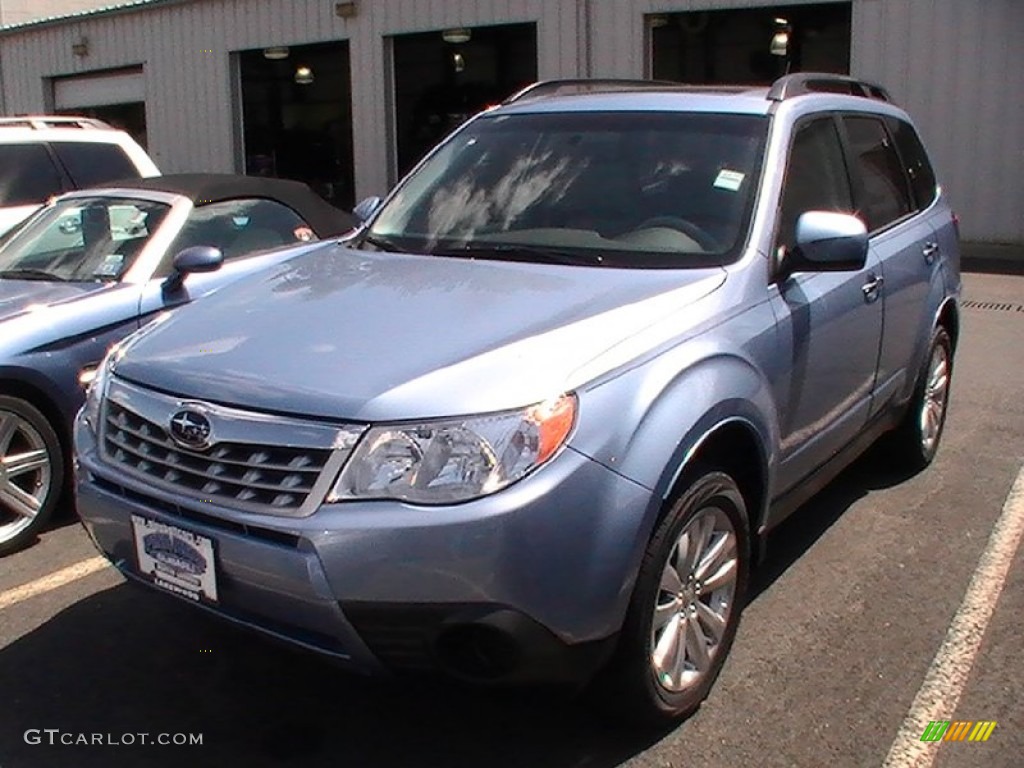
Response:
[131, 515, 218, 604]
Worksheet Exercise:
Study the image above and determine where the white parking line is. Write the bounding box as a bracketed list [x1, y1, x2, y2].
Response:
[0, 556, 110, 612]
[883, 464, 1024, 767]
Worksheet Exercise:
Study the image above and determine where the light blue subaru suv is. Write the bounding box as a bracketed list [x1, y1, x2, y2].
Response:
[74, 74, 960, 722]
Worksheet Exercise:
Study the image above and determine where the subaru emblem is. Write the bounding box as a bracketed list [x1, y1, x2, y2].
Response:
[169, 409, 213, 450]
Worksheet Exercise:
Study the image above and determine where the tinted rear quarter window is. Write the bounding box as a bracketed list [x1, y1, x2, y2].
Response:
[843, 116, 914, 232]
[51, 142, 141, 188]
[0, 144, 66, 206]
[886, 118, 937, 210]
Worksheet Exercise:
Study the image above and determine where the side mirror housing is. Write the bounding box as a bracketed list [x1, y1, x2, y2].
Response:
[783, 211, 868, 277]
[352, 196, 383, 223]
[162, 245, 224, 294]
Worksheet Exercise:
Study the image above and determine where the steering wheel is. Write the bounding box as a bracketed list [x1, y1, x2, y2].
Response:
[633, 216, 722, 252]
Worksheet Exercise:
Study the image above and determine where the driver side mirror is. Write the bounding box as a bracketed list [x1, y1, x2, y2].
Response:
[781, 211, 868, 279]
[161, 245, 224, 295]
[352, 196, 383, 223]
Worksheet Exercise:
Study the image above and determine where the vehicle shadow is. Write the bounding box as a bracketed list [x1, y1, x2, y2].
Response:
[749, 444, 917, 602]
[0, 583, 669, 768]
[0, 446, 914, 768]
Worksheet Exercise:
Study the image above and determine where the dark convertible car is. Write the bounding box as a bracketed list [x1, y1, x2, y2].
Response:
[0, 173, 355, 553]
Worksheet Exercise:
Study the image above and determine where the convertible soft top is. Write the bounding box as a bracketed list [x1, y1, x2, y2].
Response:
[100, 173, 358, 237]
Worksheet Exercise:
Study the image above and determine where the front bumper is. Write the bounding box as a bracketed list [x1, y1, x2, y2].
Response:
[74, 413, 652, 683]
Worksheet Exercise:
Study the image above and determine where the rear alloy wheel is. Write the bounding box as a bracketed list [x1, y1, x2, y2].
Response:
[0, 397, 63, 556]
[888, 327, 953, 471]
[595, 470, 749, 723]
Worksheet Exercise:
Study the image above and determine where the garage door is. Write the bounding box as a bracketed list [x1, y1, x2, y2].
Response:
[53, 68, 145, 110]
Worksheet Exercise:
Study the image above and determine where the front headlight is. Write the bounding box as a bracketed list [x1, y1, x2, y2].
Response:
[81, 343, 119, 432]
[81, 312, 173, 433]
[329, 394, 577, 505]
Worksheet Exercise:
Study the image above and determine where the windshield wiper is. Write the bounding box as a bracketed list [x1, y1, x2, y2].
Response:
[0, 268, 67, 282]
[360, 233, 410, 253]
[430, 243, 604, 267]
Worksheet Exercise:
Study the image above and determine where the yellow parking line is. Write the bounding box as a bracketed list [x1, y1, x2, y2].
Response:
[0, 556, 110, 611]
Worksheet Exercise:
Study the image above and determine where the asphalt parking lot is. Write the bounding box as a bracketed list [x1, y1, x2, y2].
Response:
[1, 268, 1021, 768]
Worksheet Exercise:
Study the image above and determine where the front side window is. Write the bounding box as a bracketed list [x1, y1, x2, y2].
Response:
[51, 142, 141, 188]
[776, 117, 854, 256]
[843, 116, 913, 232]
[0, 144, 65, 207]
[0, 197, 170, 282]
[368, 111, 769, 268]
[161, 198, 313, 272]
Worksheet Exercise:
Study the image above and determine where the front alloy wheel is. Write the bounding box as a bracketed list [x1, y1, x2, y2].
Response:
[651, 506, 739, 692]
[595, 469, 749, 723]
[0, 397, 63, 555]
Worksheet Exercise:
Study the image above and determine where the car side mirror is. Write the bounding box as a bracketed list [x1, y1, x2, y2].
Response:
[162, 245, 224, 295]
[352, 196, 383, 223]
[783, 211, 869, 277]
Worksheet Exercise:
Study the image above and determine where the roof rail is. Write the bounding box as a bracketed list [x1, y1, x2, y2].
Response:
[767, 73, 892, 103]
[0, 115, 114, 130]
[503, 79, 684, 105]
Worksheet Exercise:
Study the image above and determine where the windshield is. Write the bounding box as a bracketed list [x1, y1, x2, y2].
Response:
[368, 111, 768, 268]
[0, 196, 171, 283]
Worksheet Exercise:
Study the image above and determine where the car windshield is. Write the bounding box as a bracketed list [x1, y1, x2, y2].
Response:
[368, 111, 769, 268]
[0, 196, 171, 282]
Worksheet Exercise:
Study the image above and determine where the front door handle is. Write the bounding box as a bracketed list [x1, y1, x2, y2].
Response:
[862, 273, 884, 303]
[923, 242, 940, 265]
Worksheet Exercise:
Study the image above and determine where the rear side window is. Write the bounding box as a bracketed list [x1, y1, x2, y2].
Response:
[886, 118, 937, 210]
[776, 117, 854, 255]
[51, 142, 141, 188]
[843, 116, 914, 232]
[0, 144, 65, 206]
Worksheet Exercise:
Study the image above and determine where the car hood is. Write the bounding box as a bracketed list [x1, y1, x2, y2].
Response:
[115, 245, 726, 421]
[0, 278, 108, 323]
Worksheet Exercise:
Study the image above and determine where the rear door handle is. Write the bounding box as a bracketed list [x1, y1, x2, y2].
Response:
[862, 273, 884, 302]
[923, 242, 940, 265]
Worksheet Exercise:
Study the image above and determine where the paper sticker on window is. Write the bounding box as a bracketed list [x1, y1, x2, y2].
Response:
[714, 169, 746, 192]
[94, 253, 125, 277]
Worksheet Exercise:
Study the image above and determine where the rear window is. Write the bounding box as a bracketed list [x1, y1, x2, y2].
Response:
[886, 118, 938, 211]
[0, 144, 65, 206]
[51, 142, 141, 188]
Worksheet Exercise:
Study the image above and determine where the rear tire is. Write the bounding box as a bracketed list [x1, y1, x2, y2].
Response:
[593, 470, 750, 724]
[0, 397, 63, 556]
[886, 327, 953, 472]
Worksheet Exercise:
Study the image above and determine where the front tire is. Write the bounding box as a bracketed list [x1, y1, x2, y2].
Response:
[595, 470, 750, 723]
[0, 397, 63, 556]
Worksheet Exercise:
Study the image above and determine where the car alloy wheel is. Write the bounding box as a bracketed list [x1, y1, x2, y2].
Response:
[650, 505, 739, 692]
[594, 469, 749, 723]
[919, 341, 950, 456]
[0, 398, 62, 554]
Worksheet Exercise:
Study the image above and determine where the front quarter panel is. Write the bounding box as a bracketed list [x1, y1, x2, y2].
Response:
[569, 300, 781, 542]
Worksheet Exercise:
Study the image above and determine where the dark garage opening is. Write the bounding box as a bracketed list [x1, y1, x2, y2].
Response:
[650, 3, 851, 85]
[57, 103, 149, 151]
[238, 41, 355, 209]
[391, 23, 538, 177]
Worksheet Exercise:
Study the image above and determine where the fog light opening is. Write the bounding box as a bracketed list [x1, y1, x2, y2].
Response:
[435, 624, 521, 681]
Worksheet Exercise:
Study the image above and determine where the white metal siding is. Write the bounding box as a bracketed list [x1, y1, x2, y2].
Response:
[0, 0, 1020, 242]
[853, 0, 1024, 243]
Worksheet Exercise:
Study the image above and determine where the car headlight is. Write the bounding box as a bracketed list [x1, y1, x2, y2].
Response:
[81, 343, 119, 432]
[329, 393, 577, 505]
[81, 312, 173, 433]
